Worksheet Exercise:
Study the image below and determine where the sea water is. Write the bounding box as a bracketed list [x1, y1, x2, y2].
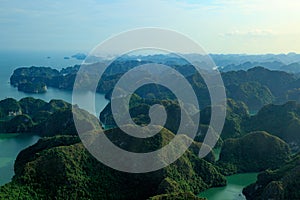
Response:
[0, 50, 109, 185]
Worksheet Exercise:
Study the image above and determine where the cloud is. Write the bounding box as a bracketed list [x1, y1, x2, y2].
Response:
[1, 0, 300, 53]
[213, 0, 300, 12]
[223, 29, 276, 37]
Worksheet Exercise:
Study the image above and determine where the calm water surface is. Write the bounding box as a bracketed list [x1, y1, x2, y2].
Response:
[0, 51, 258, 198]
[199, 173, 258, 200]
[0, 51, 109, 186]
[0, 134, 40, 185]
[0, 50, 109, 115]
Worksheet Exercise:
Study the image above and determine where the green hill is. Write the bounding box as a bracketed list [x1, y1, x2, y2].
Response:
[0, 98, 21, 119]
[218, 131, 291, 174]
[0, 128, 226, 200]
[226, 82, 274, 111]
[148, 192, 205, 200]
[0, 97, 94, 137]
[243, 153, 300, 200]
[10, 65, 300, 111]
[245, 101, 300, 151]
[100, 95, 185, 135]
[199, 98, 249, 140]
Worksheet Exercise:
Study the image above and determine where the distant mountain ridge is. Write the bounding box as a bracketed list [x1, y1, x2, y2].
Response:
[10, 62, 300, 111]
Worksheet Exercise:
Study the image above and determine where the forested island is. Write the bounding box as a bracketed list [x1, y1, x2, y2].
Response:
[243, 153, 300, 199]
[2, 0, 300, 198]
[10, 55, 300, 111]
[0, 95, 299, 199]
[1, 54, 300, 199]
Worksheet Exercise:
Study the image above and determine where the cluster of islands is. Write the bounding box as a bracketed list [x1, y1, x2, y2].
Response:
[1, 54, 300, 199]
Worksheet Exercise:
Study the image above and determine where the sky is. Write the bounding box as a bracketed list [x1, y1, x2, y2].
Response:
[0, 0, 300, 54]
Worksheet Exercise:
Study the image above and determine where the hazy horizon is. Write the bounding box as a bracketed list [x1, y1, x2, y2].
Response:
[1, 49, 300, 56]
[1, 0, 300, 54]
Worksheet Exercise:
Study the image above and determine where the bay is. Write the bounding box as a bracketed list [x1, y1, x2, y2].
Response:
[199, 173, 258, 200]
[0, 134, 40, 186]
[0, 50, 109, 186]
[0, 50, 109, 115]
[0, 51, 259, 199]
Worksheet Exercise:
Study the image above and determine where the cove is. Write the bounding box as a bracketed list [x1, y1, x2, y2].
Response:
[0, 134, 40, 186]
[199, 173, 258, 200]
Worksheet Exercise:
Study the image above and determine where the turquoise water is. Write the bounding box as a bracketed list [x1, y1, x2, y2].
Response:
[0, 51, 258, 199]
[0, 134, 40, 185]
[196, 149, 258, 200]
[0, 51, 109, 186]
[213, 148, 221, 161]
[199, 173, 258, 200]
